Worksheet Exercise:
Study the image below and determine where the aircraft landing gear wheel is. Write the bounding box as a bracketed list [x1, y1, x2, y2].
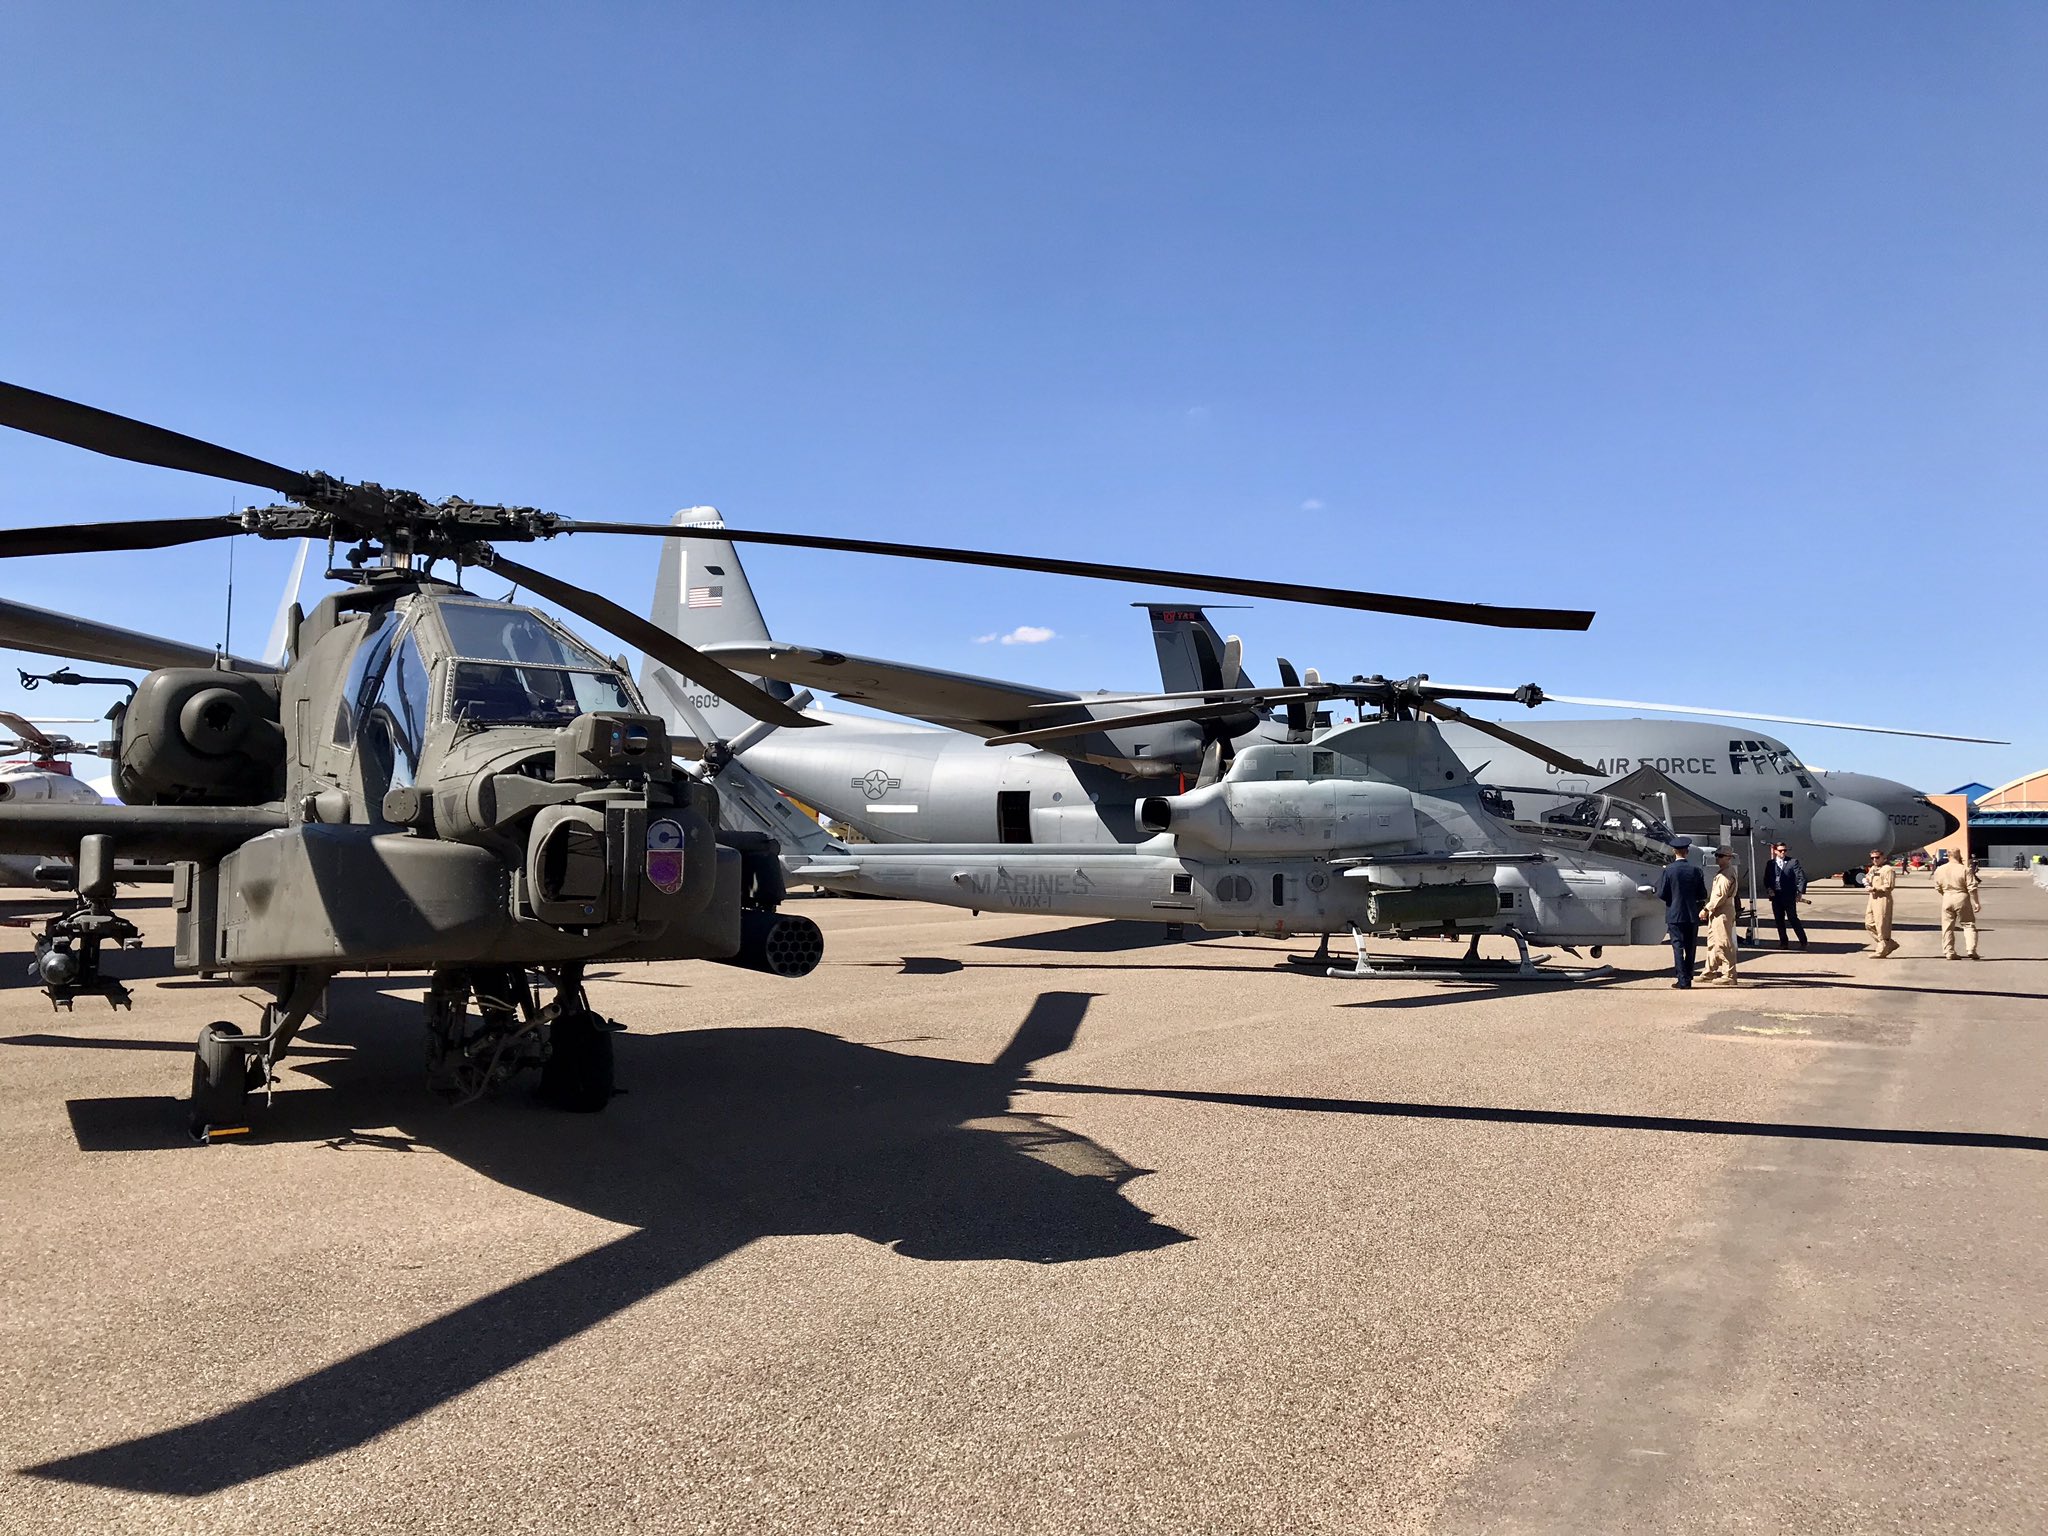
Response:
[189, 1020, 250, 1140]
[539, 1009, 614, 1113]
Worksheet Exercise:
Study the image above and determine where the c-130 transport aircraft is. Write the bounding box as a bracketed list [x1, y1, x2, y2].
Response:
[640, 510, 1992, 882]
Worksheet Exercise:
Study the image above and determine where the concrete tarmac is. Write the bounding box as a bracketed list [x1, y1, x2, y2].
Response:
[1, 874, 2042, 1534]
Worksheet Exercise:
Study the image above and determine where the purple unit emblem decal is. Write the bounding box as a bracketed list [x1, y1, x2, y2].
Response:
[645, 818, 686, 895]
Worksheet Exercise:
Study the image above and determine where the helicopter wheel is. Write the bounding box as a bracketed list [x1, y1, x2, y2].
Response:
[538, 1009, 615, 1113]
[189, 1020, 250, 1139]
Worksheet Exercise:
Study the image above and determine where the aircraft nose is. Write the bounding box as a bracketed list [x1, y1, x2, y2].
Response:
[1927, 798, 1962, 843]
[1811, 796, 1893, 861]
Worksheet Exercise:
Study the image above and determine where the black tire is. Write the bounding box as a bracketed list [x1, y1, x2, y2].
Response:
[539, 1009, 615, 1113]
[189, 1021, 249, 1138]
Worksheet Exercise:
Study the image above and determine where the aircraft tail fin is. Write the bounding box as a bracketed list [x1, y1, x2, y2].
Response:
[262, 540, 314, 666]
[1139, 603, 1254, 694]
[642, 507, 785, 743]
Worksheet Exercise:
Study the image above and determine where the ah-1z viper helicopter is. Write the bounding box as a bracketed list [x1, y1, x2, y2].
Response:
[743, 673, 1684, 980]
[0, 380, 1596, 1134]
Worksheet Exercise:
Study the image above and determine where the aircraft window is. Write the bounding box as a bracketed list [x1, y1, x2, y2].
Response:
[1216, 874, 1253, 903]
[333, 609, 400, 747]
[1271, 873, 1286, 906]
[448, 662, 634, 726]
[439, 603, 610, 669]
[361, 633, 434, 788]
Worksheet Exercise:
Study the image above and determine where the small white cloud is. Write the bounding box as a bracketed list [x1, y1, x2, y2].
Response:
[1300, 498, 1324, 512]
[977, 624, 1055, 646]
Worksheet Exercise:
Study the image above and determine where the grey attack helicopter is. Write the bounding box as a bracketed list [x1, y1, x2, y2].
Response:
[0, 380, 1594, 1134]
[641, 517, 1992, 879]
[759, 675, 1682, 981]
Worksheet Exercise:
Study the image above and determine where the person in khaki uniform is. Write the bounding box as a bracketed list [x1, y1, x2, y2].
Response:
[1697, 848, 1741, 985]
[1862, 850, 1898, 957]
[1934, 851, 1982, 960]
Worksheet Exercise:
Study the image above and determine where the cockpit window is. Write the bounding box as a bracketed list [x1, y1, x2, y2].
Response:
[449, 662, 634, 726]
[333, 609, 400, 746]
[438, 603, 610, 670]
[360, 633, 435, 788]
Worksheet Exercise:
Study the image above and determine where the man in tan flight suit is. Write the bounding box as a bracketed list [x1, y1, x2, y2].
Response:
[1935, 851, 1982, 960]
[1862, 850, 1898, 957]
[1697, 848, 1741, 985]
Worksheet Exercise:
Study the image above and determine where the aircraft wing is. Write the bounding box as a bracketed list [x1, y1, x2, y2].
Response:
[702, 642, 1085, 737]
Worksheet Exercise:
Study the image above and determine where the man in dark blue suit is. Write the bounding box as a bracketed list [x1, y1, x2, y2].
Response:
[1655, 836, 1709, 987]
[1762, 840, 1809, 948]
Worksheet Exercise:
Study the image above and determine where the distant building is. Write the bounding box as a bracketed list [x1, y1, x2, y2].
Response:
[1952, 772, 2048, 867]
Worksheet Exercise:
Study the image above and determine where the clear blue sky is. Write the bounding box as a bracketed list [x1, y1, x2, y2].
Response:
[2, 3, 2041, 790]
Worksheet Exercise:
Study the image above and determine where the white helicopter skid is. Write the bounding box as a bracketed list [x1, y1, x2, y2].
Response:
[1297, 924, 1613, 984]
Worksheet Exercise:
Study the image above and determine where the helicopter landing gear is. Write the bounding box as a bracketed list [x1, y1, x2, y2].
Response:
[1319, 926, 1614, 983]
[188, 1021, 251, 1140]
[187, 970, 328, 1141]
[425, 963, 618, 1110]
[538, 1007, 615, 1112]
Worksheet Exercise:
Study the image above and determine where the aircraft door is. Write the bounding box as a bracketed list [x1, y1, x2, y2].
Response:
[996, 790, 1031, 844]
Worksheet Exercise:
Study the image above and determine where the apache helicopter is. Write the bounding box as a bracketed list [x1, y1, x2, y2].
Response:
[0, 380, 1593, 1134]
[752, 675, 1682, 980]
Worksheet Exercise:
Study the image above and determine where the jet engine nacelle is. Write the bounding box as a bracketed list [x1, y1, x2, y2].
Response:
[1140, 778, 1418, 855]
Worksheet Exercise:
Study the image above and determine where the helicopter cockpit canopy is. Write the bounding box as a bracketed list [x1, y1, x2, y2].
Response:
[1488, 785, 1675, 866]
[432, 599, 638, 728]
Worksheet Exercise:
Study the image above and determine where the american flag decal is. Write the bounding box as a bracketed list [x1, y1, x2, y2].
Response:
[685, 585, 724, 609]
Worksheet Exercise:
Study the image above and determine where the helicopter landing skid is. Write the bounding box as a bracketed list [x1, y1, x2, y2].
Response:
[1292, 927, 1613, 984]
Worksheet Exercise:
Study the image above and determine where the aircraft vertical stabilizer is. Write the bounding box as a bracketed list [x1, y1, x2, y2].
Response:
[643, 506, 783, 743]
[1142, 603, 1255, 694]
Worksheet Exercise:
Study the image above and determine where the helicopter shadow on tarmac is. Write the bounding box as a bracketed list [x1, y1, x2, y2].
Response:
[31, 988, 1188, 1495]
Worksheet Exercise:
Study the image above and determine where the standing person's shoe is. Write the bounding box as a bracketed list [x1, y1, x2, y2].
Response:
[1968, 953, 1982, 961]
[1880, 942, 1898, 958]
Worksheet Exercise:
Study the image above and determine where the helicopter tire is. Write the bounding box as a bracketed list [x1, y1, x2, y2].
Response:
[539, 1009, 614, 1113]
[189, 1021, 250, 1138]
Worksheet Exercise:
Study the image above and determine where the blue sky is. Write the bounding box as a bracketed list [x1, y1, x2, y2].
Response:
[1, 3, 2041, 789]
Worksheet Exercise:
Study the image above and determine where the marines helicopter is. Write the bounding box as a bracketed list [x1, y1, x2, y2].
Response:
[644, 516, 1991, 879]
[759, 675, 1681, 979]
[0, 380, 1593, 1134]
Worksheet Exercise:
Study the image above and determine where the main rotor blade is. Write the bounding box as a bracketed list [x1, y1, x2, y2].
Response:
[0, 711, 53, 749]
[988, 699, 1248, 746]
[0, 594, 272, 672]
[1538, 694, 2007, 745]
[0, 515, 244, 560]
[1411, 699, 1605, 779]
[1035, 685, 1317, 710]
[482, 552, 814, 730]
[0, 382, 317, 497]
[563, 520, 1595, 631]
